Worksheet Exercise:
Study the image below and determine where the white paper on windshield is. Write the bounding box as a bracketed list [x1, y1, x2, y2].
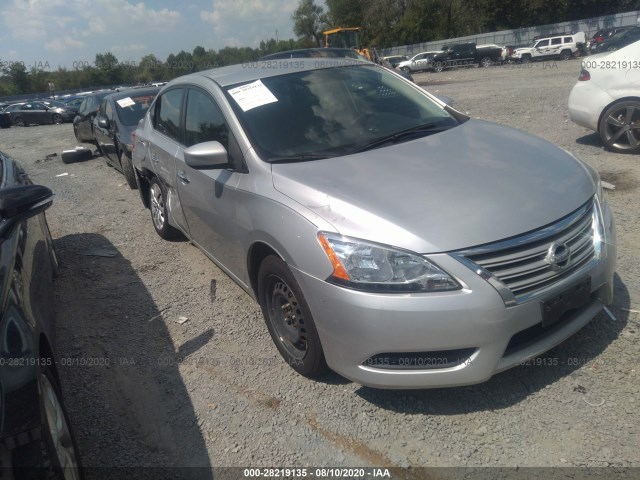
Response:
[228, 80, 277, 112]
[117, 97, 135, 108]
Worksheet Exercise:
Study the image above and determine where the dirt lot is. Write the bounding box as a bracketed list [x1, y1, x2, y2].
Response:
[0, 59, 638, 477]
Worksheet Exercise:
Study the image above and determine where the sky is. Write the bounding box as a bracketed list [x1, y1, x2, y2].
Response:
[0, 0, 300, 70]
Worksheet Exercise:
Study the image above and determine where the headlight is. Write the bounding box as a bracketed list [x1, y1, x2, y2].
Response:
[317, 232, 461, 293]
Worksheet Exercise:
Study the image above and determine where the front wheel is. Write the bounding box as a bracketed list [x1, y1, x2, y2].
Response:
[258, 256, 327, 377]
[36, 366, 83, 479]
[521, 54, 532, 63]
[599, 100, 640, 153]
[434, 61, 444, 73]
[149, 177, 181, 239]
[14, 116, 25, 127]
[52, 114, 63, 124]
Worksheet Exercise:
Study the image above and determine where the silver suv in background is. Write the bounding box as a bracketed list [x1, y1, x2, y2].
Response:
[133, 60, 615, 389]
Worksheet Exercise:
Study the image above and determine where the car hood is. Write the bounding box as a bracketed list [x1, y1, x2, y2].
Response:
[271, 119, 596, 254]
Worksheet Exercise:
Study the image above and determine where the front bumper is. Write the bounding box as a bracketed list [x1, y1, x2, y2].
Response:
[293, 203, 616, 389]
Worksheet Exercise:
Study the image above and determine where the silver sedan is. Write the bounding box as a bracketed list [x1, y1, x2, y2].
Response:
[133, 59, 615, 389]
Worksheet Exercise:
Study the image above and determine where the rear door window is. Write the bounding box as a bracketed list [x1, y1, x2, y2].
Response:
[154, 89, 184, 143]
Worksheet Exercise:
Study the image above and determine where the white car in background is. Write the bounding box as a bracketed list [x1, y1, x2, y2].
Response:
[568, 40, 640, 153]
[397, 51, 441, 73]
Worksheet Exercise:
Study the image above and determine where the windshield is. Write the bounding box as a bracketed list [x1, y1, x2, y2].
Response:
[115, 93, 156, 126]
[224, 65, 460, 161]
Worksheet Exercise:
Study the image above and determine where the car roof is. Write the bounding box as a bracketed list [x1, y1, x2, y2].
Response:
[105, 86, 160, 101]
[167, 58, 372, 88]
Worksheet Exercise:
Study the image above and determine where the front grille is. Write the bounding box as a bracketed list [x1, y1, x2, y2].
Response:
[459, 200, 597, 302]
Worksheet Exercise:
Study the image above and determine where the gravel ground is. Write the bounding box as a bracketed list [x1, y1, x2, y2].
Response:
[0, 59, 638, 477]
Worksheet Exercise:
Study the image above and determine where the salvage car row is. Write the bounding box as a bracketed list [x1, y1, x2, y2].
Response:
[391, 26, 640, 74]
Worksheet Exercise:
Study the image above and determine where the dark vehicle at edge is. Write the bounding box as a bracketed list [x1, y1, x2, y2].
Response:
[72, 91, 112, 144]
[93, 87, 160, 189]
[0, 150, 83, 477]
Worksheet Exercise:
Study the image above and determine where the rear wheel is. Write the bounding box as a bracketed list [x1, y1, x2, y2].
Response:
[559, 49, 572, 60]
[480, 56, 493, 68]
[149, 177, 180, 239]
[257, 256, 328, 377]
[599, 100, 640, 153]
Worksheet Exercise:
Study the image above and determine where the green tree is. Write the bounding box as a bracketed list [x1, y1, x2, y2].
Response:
[292, 0, 325, 46]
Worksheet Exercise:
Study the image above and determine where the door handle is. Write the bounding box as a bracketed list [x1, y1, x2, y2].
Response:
[178, 171, 190, 184]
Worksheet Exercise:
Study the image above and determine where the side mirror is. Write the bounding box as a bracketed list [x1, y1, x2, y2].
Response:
[184, 141, 228, 168]
[0, 185, 53, 237]
[97, 117, 110, 129]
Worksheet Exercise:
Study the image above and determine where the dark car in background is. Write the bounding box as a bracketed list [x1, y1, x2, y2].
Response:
[9, 101, 75, 126]
[587, 26, 632, 49]
[590, 27, 640, 53]
[0, 150, 83, 477]
[93, 87, 159, 188]
[59, 95, 85, 113]
[72, 91, 111, 143]
[0, 111, 10, 128]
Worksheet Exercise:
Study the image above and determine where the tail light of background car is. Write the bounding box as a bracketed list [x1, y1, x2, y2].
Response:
[578, 69, 590, 81]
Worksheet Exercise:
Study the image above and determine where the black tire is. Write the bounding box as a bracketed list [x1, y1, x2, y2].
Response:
[434, 61, 444, 73]
[257, 256, 328, 377]
[598, 100, 640, 153]
[480, 56, 492, 68]
[14, 116, 25, 127]
[119, 150, 138, 189]
[39, 365, 83, 479]
[73, 124, 81, 142]
[148, 177, 181, 239]
[13, 365, 84, 479]
[52, 114, 63, 124]
[521, 54, 532, 63]
[559, 49, 572, 60]
[400, 66, 410, 73]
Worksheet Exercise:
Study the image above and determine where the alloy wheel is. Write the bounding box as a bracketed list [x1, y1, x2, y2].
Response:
[150, 182, 166, 231]
[601, 103, 640, 152]
[39, 373, 81, 479]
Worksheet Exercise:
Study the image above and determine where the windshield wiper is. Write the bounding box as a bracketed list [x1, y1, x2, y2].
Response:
[267, 154, 332, 163]
[352, 123, 449, 153]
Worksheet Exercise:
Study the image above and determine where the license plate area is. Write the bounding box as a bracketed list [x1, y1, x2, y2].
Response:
[541, 278, 591, 328]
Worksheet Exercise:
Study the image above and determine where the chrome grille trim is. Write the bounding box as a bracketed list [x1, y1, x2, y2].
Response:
[453, 199, 597, 304]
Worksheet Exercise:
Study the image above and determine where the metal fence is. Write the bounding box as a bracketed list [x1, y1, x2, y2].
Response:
[381, 10, 640, 57]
